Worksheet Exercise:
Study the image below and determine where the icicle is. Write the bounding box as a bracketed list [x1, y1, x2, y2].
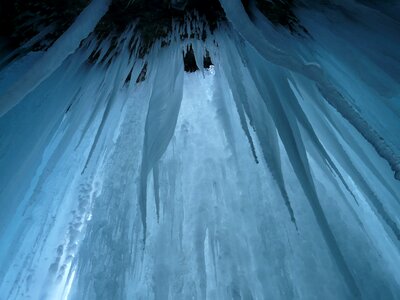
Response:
[0, 0, 112, 117]
[237, 39, 361, 296]
[192, 39, 206, 75]
[217, 34, 302, 228]
[139, 42, 184, 240]
[81, 29, 136, 174]
[218, 0, 400, 181]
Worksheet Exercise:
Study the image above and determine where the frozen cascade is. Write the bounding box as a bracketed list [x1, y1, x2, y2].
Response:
[0, 0, 399, 299]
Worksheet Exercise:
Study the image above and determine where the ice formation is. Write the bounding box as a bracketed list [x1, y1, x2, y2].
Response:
[0, 0, 399, 299]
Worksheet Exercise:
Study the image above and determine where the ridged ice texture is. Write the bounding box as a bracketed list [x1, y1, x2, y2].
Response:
[0, 1, 400, 299]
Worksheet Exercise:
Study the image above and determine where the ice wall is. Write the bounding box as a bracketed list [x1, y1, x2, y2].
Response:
[0, 1, 399, 299]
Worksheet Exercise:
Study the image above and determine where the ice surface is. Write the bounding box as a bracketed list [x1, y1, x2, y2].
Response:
[0, 1, 400, 299]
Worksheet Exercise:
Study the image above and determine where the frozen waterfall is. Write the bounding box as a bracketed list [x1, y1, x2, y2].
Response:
[0, 0, 400, 299]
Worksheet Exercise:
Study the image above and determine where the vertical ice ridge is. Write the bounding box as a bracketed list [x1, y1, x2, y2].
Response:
[220, 48, 259, 164]
[212, 69, 240, 162]
[282, 75, 358, 203]
[139, 44, 184, 240]
[74, 31, 136, 152]
[216, 34, 299, 228]
[81, 33, 135, 174]
[152, 164, 161, 222]
[244, 52, 361, 298]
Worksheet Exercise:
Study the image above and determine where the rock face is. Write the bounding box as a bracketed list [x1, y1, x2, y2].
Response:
[0, 0, 300, 53]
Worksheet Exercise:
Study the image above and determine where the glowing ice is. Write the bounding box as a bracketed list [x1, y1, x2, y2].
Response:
[0, 1, 399, 299]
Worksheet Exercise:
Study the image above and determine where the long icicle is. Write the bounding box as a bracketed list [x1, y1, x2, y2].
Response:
[0, 0, 112, 117]
[218, 0, 400, 181]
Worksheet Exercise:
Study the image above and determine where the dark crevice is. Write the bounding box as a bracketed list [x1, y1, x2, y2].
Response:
[183, 46, 199, 72]
[0, 0, 303, 49]
[0, 0, 303, 72]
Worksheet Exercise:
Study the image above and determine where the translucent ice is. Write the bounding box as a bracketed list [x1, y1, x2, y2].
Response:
[0, 1, 399, 299]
